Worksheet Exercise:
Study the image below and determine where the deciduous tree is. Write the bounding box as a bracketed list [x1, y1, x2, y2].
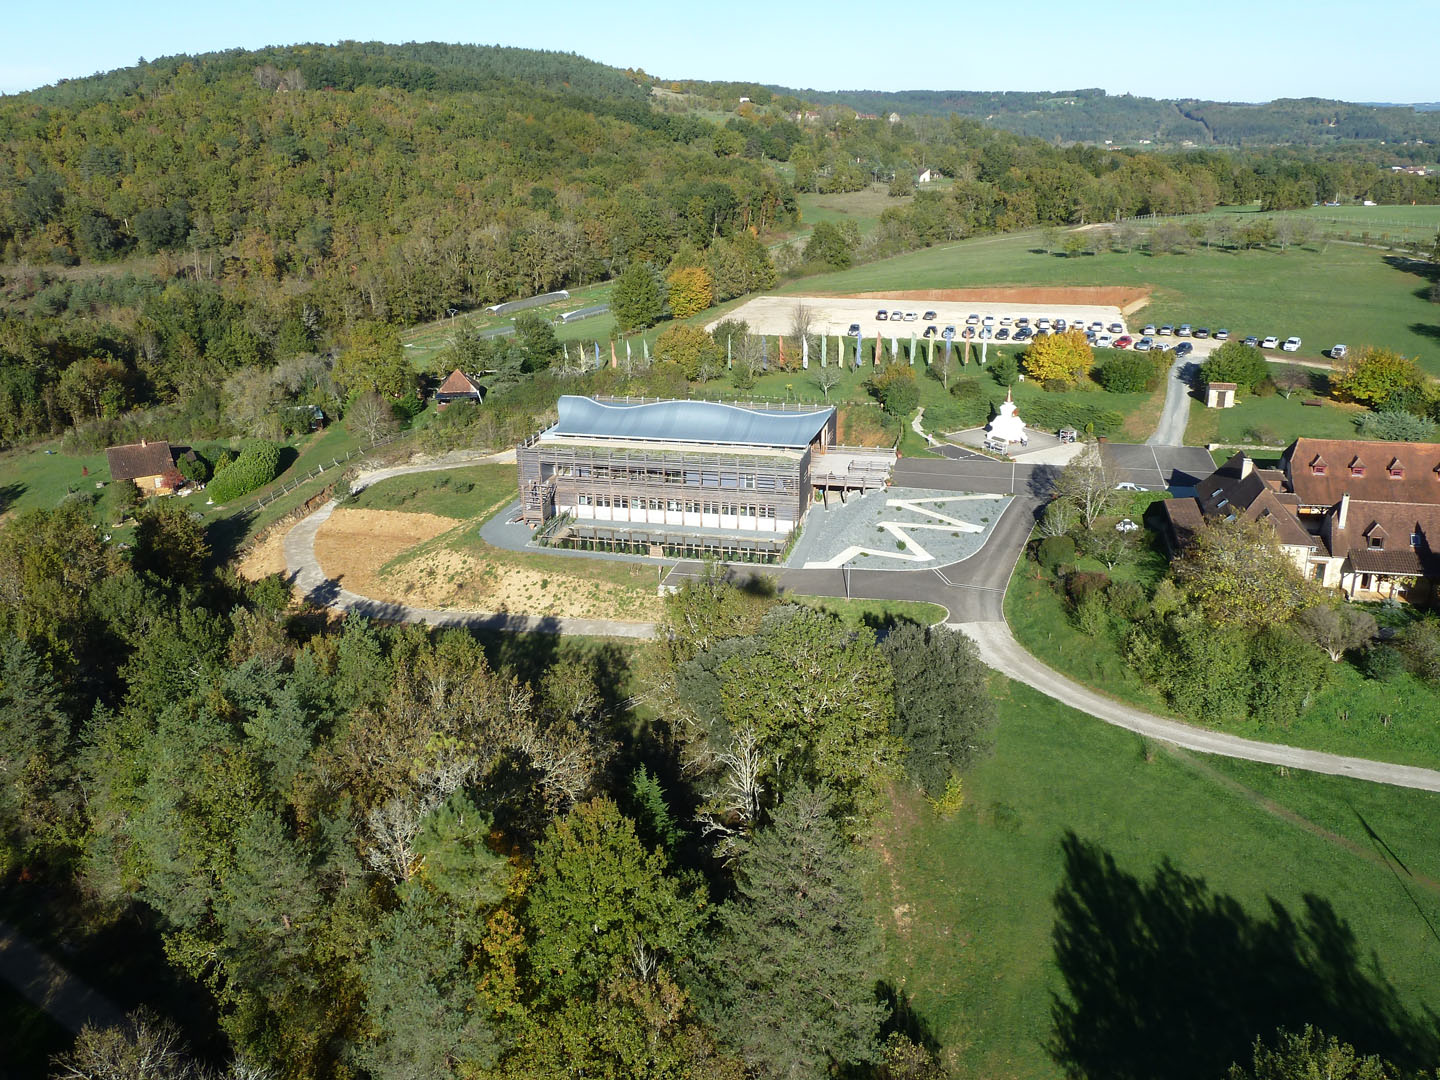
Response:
[1171, 517, 1316, 628]
[1023, 329, 1092, 385]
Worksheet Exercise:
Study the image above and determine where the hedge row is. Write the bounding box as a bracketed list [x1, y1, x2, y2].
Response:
[207, 441, 282, 502]
[1016, 399, 1125, 437]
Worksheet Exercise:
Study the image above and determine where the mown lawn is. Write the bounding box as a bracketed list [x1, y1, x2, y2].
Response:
[350, 464, 517, 520]
[792, 595, 948, 630]
[782, 230, 1440, 373]
[876, 676, 1440, 1080]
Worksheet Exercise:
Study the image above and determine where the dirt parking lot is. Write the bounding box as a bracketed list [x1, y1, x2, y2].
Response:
[715, 294, 1130, 343]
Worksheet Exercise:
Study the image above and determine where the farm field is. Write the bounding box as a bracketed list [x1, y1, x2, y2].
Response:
[793, 185, 912, 242]
[875, 676, 1440, 1080]
[783, 229, 1440, 372]
[1212, 202, 1440, 245]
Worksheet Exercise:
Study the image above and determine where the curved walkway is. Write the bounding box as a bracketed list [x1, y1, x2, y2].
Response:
[954, 620, 1440, 791]
[284, 454, 1440, 791]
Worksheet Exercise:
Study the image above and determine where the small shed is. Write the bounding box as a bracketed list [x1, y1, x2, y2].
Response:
[106, 439, 179, 496]
[436, 369, 484, 406]
[1205, 381, 1237, 409]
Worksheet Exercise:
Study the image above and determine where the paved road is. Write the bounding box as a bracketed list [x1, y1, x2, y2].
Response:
[282, 445, 1440, 792]
[954, 621, 1440, 792]
[0, 920, 124, 1035]
[1148, 356, 1196, 446]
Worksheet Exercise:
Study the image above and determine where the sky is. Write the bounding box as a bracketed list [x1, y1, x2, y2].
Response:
[3, 0, 1437, 103]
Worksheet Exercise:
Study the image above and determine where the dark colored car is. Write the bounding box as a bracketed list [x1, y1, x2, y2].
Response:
[995, 327, 1010, 341]
[847, 323, 861, 336]
[923, 310, 937, 321]
[1174, 341, 1194, 357]
[1242, 336, 1259, 347]
[1194, 327, 1210, 339]
[941, 326, 956, 340]
[922, 325, 938, 338]
[961, 326, 975, 339]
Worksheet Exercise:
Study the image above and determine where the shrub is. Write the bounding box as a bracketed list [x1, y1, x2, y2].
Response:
[1019, 399, 1125, 438]
[1363, 643, 1406, 682]
[1096, 352, 1164, 393]
[206, 441, 282, 503]
[1037, 535, 1076, 573]
[1022, 329, 1092, 385]
[1106, 580, 1148, 622]
[1065, 570, 1111, 606]
[989, 354, 1019, 386]
[868, 365, 919, 417]
[1399, 615, 1440, 685]
[1199, 342, 1269, 393]
[176, 451, 211, 484]
[1355, 409, 1438, 442]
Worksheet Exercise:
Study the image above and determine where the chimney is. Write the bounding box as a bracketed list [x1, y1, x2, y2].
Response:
[140, 438, 147, 447]
[1239, 455, 1254, 479]
[1337, 492, 1349, 531]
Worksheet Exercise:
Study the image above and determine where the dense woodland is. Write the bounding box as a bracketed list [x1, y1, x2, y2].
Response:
[0, 500, 998, 1078]
[3, 43, 1440, 453]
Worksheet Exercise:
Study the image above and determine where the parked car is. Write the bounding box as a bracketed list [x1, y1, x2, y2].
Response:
[1036, 317, 1051, 330]
[979, 326, 993, 339]
[1090, 320, 1105, 332]
[1153, 340, 1173, 352]
[1115, 481, 1142, 492]
[1016, 316, 1030, 327]
[903, 311, 919, 322]
[1134, 337, 1153, 351]
[1282, 336, 1302, 352]
[1159, 325, 1174, 335]
[983, 313, 996, 324]
[923, 325, 938, 338]
[1115, 518, 1140, 533]
[941, 325, 956, 340]
[1331, 343, 1348, 359]
[1174, 341, 1194, 357]
[1108, 322, 1124, 334]
[1053, 318, 1067, 332]
[1242, 336, 1260, 347]
[966, 313, 980, 324]
[1194, 327, 1210, 339]
[1177, 324, 1193, 336]
[1214, 329, 1230, 340]
[1014, 327, 1033, 341]
[876, 310, 888, 321]
[995, 327, 1010, 340]
[1085, 330, 1098, 343]
[1142, 324, 1157, 335]
[1261, 335, 1279, 349]
[961, 326, 974, 339]
[1114, 335, 1133, 349]
[847, 323, 861, 336]
[923, 310, 937, 321]
[1096, 334, 1114, 347]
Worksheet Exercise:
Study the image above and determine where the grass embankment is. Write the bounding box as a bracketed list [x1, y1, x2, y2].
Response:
[791, 595, 948, 630]
[875, 675, 1440, 1080]
[1004, 540, 1440, 770]
[351, 464, 517, 520]
[785, 229, 1440, 373]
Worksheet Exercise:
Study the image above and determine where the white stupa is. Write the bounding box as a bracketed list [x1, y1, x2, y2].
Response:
[985, 388, 1029, 447]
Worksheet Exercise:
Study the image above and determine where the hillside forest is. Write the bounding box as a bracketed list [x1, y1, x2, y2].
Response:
[3, 42, 1440, 454]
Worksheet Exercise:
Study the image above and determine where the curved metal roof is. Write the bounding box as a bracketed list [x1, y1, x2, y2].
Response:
[548, 396, 834, 448]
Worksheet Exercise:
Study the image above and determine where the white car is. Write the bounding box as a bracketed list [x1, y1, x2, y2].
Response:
[1332, 343, 1348, 359]
[1115, 518, 1140, 533]
[1153, 341, 1174, 352]
[1036, 317, 1051, 330]
[1282, 336, 1301, 352]
[1142, 324, 1157, 335]
[1114, 482, 1142, 492]
[1214, 329, 1230, 340]
[1096, 334, 1114, 348]
[1261, 336, 1280, 349]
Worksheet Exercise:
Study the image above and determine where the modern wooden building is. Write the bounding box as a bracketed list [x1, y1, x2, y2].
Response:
[514, 395, 906, 563]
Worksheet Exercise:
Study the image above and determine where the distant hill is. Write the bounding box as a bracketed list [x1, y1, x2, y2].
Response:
[758, 86, 1440, 147]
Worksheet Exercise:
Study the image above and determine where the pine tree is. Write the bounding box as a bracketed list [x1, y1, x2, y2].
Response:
[701, 786, 888, 1078]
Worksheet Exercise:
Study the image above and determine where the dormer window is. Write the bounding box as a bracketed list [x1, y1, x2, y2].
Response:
[1311, 459, 1327, 475]
[1411, 532, 1423, 547]
[1369, 535, 1384, 549]
[1366, 523, 1386, 549]
[1389, 459, 1404, 479]
[1350, 464, 1365, 477]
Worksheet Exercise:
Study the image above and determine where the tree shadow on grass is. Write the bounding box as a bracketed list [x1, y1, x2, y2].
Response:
[1049, 831, 1440, 1080]
[0, 481, 24, 514]
[204, 506, 256, 567]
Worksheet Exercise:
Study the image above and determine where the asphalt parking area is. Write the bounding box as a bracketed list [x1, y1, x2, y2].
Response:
[1102, 443, 1217, 491]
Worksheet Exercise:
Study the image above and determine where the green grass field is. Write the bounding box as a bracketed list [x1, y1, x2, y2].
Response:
[876, 676, 1440, 1080]
[794, 185, 910, 243]
[1005, 549, 1440, 770]
[1186, 390, 1369, 448]
[1212, 202, 1440, 245]
[350, 464, 517, 520]
[782, 230, 1440, 373]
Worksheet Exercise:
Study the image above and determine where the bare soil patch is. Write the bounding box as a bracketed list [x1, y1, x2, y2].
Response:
[236, 528, 289, 581]
[844, 286, 1151, 314]
[314, 507, 661, 621]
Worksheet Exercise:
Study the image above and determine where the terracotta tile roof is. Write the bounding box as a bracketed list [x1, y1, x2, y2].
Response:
[437, 369, 482, 397]
[105, 440, 174, 480]
[1192, 455, 1318, 549]
[1161, 498, 1205, 548]
[1325, 501, 1440, 576]
[1284, 437, 1440, 507]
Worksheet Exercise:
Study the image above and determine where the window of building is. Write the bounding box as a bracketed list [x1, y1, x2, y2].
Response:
[577, 494, 592, 506]
[1351, 464, 1365, 477]
[1369, 535, 1384, 549]
[1312, 464, 1326, 475]
[740, 475, 756, 490]
[1412, 532, 1423, 547]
